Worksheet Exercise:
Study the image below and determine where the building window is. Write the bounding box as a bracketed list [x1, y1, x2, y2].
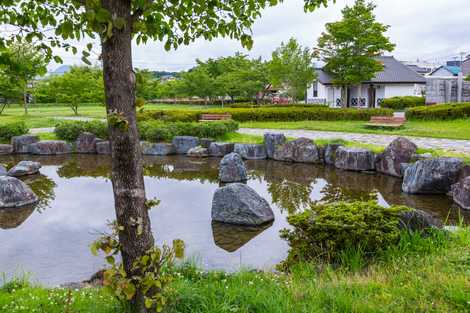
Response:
[312, 83, 318, 97]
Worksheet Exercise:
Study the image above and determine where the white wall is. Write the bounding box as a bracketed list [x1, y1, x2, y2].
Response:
[384, 84, 423, 98]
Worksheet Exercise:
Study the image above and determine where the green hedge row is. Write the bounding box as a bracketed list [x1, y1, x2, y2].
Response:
[138, 107, 393, 123]
[54, 120, 108, 142]
[380, 96, 425, 110]
[0, 122, 29, 143]
[405, 102, 470, 120]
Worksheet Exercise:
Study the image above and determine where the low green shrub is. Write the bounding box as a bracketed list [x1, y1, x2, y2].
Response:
[381, 96, 425, 110]
[139, 120, 239, 142]
[279, 201, 409, 270]
[138, 107, 392, 123]
[0, 122, 29, 143]
[54, 120, 108, 142]
[406, 102, 470, 120]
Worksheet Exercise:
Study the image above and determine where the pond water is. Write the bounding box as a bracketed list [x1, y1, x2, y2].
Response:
[0, 155, 467, 286]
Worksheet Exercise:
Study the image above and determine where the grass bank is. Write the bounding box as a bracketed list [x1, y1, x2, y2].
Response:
[1, 228, 468, 313]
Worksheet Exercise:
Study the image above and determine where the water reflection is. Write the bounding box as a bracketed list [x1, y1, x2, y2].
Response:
[0, 154, 467, 286]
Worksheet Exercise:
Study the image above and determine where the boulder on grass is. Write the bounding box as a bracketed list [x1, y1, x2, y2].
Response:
[0, 144, 13, 155]
[29, 140, 72, 155]
[234, 144, 267, 160]
[375, 137, 417, 177]
[324, 144, 343, 165]
[0, 176, 38, 208]
[76, 132, 98, 154]
[451, 176, 470, 210]
[141, 142, 175, 156]
[334, 147, 375, 171]
[11, 135, 39, 154]
[7, 161, 42, 177]
[211, 183, 274, 226]
[209, 142, 234, 157]
[399, 209, 442, 232]
[264, 133, 286, 159]
[273, 138, 321, 163]
[219, 152, 247, 183]
[96, 141, 111, 155]
[172, 136, 199, 154]
[187, 146, 209, 158]
[402, 158, 463, 194]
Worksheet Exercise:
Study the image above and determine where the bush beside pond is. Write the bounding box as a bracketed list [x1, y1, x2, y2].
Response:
[0, 122, 29, 143]
[55, 120, 108, 142]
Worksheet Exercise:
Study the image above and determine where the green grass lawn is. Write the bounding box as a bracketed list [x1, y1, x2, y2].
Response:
[241, 119, 470, 140]
[1, 228, 468, 313]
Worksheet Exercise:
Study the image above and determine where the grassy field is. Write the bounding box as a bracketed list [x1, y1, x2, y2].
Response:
[1, 228, 468, 313]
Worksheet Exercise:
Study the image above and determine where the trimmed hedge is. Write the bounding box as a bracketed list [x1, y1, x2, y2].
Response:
[0, 122, 29, 143]
[138, 107, 393, 123]
[381, 96, 425, 110]
[55, 120, 108, 142]
[139, 120, 239, 142]
[406, 102, 470, 120]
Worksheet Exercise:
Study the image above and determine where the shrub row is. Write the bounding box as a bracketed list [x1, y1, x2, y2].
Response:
[405, 102, 470, 120]
[380, 96, 425, 110]
[0, 122, 29, 143]
[138, 107, 393, 123]
[139, 120, 239, 142]
[54, 120, 108, 142]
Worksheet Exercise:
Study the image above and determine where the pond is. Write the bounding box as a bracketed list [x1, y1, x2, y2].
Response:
[0, 155, 467, 286]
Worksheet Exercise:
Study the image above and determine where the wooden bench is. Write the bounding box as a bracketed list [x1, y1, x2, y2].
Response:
[199, 113, 232, 122]
[364, 116, 407, 128]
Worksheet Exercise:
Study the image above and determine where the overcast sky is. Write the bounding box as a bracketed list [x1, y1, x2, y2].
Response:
[54, 0, 470, 71]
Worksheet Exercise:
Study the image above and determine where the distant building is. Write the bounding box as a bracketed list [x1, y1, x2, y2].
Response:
[406, 64, 433, 76]
[429, 65, 462, 78]
[306, 56, 426, 108]
[462, 56, 470, 76]
[47, 65, 72, 77]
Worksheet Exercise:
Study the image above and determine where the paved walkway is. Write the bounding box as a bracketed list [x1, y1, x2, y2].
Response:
[239, 128, 470, 155]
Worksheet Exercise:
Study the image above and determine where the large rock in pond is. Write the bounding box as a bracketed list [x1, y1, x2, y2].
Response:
[0, 165, 6, 176]
[172, 136, 199, 154]
[324, 144, 343, 165]
[187, 146, 209, 158]
[334, 147, 375, 171]
[7, 161, 42, 177]
[76, 132, 98, 154]
[0, 176, 38, 208]
[273, 138, 321, 163]
[209, 142, 234, 157]
[375, 137, 417, 177]
[96, 141, 111, 155]
[219, 152, 247, 183]
[0, 144, 13, 155]
[234, 144, 267, 160]
[264, 133, 286, 159]
[29, 140, 72, 155]
[451, 176, 470, 210]
[11, 135, 39, 154]
[211, 183, 274, 226]
[402, 158, 463, 194]
[398, 209, 442, 232]
[141, 142, 175, 156]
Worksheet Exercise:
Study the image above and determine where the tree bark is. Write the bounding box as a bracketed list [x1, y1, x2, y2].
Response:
[101, 1, 154, 312]
[341, 85, 348, 108]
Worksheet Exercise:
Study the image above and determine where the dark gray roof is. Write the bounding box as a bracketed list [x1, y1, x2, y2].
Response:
[317, 56, 426, 85]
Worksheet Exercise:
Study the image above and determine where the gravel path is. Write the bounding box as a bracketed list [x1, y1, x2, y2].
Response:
[239, 128, 470, 155]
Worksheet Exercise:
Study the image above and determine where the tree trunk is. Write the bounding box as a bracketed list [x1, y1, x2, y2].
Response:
[23, 91, 28, 114]
[101, 1, 154, 312]
[341, 85, 348, 108]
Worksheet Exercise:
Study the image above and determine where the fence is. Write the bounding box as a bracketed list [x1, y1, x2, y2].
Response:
[426, 74, 470, 104]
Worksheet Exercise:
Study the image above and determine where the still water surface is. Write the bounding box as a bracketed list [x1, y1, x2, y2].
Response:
[0, 155, 466, 286]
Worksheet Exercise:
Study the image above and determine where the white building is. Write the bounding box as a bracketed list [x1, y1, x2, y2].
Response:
[306, 56, 426, 108]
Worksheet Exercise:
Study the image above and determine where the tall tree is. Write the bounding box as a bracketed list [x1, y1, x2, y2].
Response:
[0, 0, 333, 311]
[315, 0, 395, 107]
[268, 38, 316, 101]
[0, 43, 47, 113]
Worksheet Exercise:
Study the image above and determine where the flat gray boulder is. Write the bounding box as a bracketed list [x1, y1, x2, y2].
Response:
[209, 142, 234, 157]
[402, 158, 463, 194]
[11, 135, 39, 154]
[141, 142, 175, 156]
[0, 176, 38, 208]
[7, 161, 42, 177]
[211, 183, 274, 226]
[399, 209, 442, 232]
[234, 144, 267, 160]
[187, 146, 210, 158]
[76, 132, 98, 154]
[29, 140, 72, 155]
[172, 136, 199, 154]
[0, 144, 13, 155]
[451, 176, 470, 210]
[219, 152, 247, 183]
[334, 147, 375, 171]
[273, 138, 321, 163]
[96, 141, 111, 155]
[376, 137, 417, 177]
[264, 133, 286, 159]
[324, 143, 343, 165]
